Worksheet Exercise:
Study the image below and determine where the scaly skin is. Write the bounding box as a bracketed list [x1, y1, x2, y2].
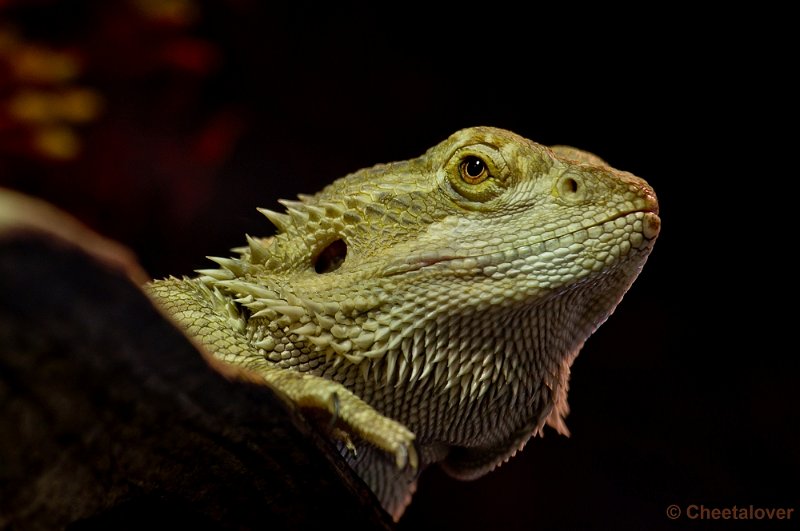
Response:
[147, 127, 660, 520]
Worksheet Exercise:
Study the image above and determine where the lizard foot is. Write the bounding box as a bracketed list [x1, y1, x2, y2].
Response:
[255, 366, 418, 469]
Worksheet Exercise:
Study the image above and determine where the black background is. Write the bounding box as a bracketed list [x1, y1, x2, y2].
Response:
[1, 3, 795, 530]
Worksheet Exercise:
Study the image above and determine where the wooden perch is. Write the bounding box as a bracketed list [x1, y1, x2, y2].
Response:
[0, 188, 392, 530]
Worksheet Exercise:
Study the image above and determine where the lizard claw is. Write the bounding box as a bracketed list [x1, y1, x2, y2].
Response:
[330, 426, 358, 457]
[394, 441, 419, 470]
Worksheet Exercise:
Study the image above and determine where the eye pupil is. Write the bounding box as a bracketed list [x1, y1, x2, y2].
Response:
[460, 156, 489, 184]
[464, 157, 485, 178]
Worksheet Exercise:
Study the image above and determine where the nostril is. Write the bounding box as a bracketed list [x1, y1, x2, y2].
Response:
[556, 174, 582, 199]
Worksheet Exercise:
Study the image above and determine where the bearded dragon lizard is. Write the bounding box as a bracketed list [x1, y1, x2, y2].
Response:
[147, 126, 660, 520]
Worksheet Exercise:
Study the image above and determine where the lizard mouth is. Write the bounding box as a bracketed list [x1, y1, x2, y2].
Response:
[387, 207, 660, 276]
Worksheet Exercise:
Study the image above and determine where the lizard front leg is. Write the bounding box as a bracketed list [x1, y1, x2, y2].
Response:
[146, 277, 417, 469]
[261, 367, 417, 468]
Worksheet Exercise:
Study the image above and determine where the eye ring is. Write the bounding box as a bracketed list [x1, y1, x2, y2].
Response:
[459, 155, 490, 184]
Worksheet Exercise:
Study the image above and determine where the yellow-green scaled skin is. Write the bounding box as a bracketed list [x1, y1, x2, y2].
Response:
[148, 127, 660, 520]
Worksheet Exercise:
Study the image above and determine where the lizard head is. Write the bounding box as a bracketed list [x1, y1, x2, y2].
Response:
[376, 126, 660, 283]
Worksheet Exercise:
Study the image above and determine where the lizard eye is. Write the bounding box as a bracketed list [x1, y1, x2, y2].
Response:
[442, 144, 508, 205]
[459, 156, 490, 184]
